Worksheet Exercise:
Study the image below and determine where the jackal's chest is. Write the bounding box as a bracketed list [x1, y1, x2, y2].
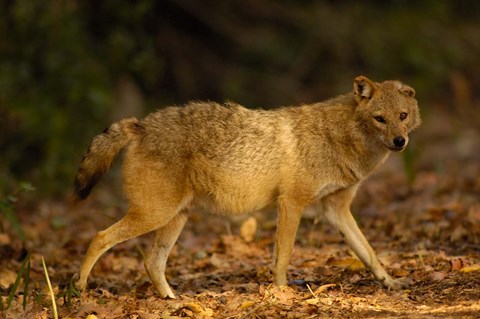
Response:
[314, 182, 345, 200]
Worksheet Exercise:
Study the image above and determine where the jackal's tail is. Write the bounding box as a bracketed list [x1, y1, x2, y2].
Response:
[73, 117, 143, 202]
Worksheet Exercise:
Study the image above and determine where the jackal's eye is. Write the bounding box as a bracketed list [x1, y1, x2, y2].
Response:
[374, 116, 386, 123]
[400, 112, 408, 120]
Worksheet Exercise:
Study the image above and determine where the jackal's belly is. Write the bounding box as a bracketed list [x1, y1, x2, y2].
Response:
[189, 169, 278, 215]
[193, 189, 275, 216]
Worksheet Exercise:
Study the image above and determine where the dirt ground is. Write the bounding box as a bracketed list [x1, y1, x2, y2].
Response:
[1, 111, 480, 318]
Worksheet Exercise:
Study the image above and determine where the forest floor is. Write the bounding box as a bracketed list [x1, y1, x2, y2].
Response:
[2, 112, 480, 318]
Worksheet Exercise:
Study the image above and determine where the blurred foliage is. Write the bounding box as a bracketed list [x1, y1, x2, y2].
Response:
[0, 1, 110, 192]
[1, 0, 480, 194]
[0, 181, 34, 240]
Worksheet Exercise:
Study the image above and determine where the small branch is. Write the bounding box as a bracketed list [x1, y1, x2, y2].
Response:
[42, 257, 58, 319]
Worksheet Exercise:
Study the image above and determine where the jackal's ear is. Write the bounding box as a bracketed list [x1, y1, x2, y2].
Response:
[398, 84, 415, 98]
[354, 76, 377, 104]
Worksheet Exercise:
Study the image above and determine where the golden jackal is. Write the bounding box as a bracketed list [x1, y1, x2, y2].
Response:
[73, 76, 420, 298]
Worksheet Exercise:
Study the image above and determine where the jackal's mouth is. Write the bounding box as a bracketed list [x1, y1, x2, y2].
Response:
[387, 145, 405, 152]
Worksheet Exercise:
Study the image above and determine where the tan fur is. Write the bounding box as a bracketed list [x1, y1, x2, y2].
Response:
[73, 76, 421, 298]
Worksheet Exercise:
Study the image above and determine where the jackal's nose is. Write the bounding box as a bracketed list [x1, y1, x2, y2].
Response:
[393, 136, 406, 148]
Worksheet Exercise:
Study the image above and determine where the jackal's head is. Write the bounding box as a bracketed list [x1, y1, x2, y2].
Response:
[353, 75, 421, 152]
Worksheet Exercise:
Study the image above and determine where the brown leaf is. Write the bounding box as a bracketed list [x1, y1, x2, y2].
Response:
[0, 233, 11, 245]
[450, 225, 468, 242]
[111, 256, 141, 273]
[327, 257, 365, 271]
[76, 302, 124, 319]
[305, 298, 320, 305]
[0, 268, 17, 289]
[240, 216, 257, 243]
[429, 271, 447, 281]
[220, 235, 263, 258]
[209, 253, 229, 268]
[266, 286, 299, 305]
[467, 204, 480, 224]
[450, 257, 468, 271]
[392, 268, 409, 277]
[313, 283, 336, 294]
[184, 302, 214, 317]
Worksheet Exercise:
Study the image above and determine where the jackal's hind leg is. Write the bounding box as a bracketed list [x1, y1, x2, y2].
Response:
[75, 202, 182, 292]
[74, 209, 169, 291]
[144, 212, 188, 299]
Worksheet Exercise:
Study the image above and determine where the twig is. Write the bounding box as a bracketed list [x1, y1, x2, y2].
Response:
[306, 283, 317, 299]
[42, 257, 58, 319]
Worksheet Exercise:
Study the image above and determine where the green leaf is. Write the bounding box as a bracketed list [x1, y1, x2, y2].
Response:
[6, 195, 18, 203]
[23, 259, 31, 310]
[5, 207, 26, 240]
[65, 276, 81, 307]
[19, 182, 35, 192]
[6, 253, 31, 310]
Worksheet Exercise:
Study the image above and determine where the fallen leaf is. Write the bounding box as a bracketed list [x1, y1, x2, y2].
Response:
[266, 286, 299, 305]
[327, 257, 365, 271]
[184, 302, 203, 313]
[313, 283, 336, 294]
[305, 298, 320, 305]
[0, 233, 11, 245]
[221, 235, 263, 257]
[111, 256, 141, 273]
[209, 253, 229, 268]
[184, 302, 214, 317]
[0, 268, 17, 289]
[392, 268, 409, 277]
[349, 273, 362, 284]
[467, 204, 480, 224]
[429, 271, 447, 281]
[450, 257, 468, 271]
[460, 264, 480, 273]
[136, 311, 159, 319]
[450, 225, 468, 241]
[76, 302, 124, 319]
[239, 300, 256, 309]
[240, 216, 257, 243]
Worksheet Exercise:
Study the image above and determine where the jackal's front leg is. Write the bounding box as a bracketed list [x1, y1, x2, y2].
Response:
[322, 187, 410, 290]
[273, 196, 304, 286]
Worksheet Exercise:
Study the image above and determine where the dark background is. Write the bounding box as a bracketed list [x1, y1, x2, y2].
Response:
[1, 0, 480, 195]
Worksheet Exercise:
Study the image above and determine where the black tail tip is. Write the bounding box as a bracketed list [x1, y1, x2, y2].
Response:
[69, 192, 84, 205]
[73, 171, 103, 202]
[72, 183, 92, 203]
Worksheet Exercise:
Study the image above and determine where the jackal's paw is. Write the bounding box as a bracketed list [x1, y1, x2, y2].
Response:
[72, 273, 86, 291]
[383, 277, 413, 290]
[157, 286, 177, 299]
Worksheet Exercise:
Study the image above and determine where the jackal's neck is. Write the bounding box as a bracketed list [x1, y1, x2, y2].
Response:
[287, 102, 390, 182]
[313, 100, 390, 177]
[348, 113, 391, 175]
